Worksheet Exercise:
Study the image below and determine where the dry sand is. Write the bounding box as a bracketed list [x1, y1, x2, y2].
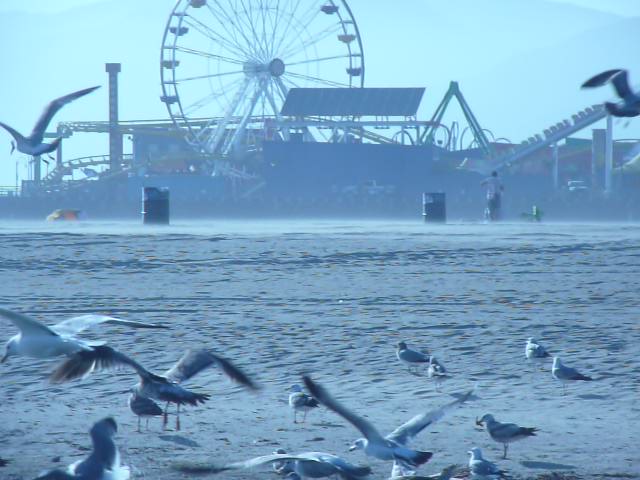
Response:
[0, 221, 639, 479]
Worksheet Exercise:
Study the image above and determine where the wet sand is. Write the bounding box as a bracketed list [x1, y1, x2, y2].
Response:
[0, 221, 639, 479]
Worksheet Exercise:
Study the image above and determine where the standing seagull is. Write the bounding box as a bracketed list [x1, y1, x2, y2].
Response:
[0, 308, 167, 364]
[128, 392, 163, 432]
[525, 338, 550, 363]
[289, 384, 320, 424]
[467, 448, 507, 478]
[51, 347, 258, 430]
[581, 69, 640, 117]
[34, 417, 129, 480]
[396, 341, 437, 373]
[552, 357, 593, 394]
[475, 414, 537, 459]
[0, 86, 100, 156]
[303, 375, 435, 468]
[427, 356, 449, 391]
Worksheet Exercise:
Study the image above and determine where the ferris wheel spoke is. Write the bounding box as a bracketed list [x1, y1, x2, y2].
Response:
[183, 78, 245, 115]
[264, 0, 282, 58]
[281, 75, 302, 89]
[276, 1, 323, 56]
[175, 70, 245, 83]
[287, 53, 355, 67]
[208, 0, 259, 60]
[285, 71, 350, 88]
[271, 0, 305, 56]
[171, 45, 245, 65]
[183, 16, 251, 60]
[237, 0, 268, 61]
[280, 23, 342, 60]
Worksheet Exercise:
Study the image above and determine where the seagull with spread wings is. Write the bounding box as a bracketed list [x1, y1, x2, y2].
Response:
[303, 375, 454, 469]
[0, 86, 100, 157]
[0, 308, 167, 364]
[211, 451, 372, 479]
[51, 347, 258, 430]
[582, 69, 640, 118]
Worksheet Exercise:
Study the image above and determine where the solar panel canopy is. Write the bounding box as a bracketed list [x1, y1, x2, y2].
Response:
[281, 88, 425, 117]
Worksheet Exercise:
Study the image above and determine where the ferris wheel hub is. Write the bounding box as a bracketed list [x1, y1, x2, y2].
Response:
[268, 58, 285, 78]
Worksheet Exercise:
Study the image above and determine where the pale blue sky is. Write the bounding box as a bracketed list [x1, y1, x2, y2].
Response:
[0, 0, 638, 184]
[1, 0, 639, 16]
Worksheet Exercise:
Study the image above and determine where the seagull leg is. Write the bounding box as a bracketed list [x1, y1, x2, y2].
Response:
[163, 402, 169, 429]
[302, 410, 307, 423]
[293, 411, 298, 424]
[176, 404, 181, 431]
[137, 416, 141, 433]
[146, 418, 150, 431]
[503, 443, 508, 459]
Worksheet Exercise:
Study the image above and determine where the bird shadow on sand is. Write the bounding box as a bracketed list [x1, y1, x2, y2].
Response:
[158, 434, 201, 448]
[521, 460, 576, 470]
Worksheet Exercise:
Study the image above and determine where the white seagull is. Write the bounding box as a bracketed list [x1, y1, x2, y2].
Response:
[289, 384, 320, 424]
[552, 357, 593, 394]
[0, 86, 100, 157]
[467, 447, 507, 478]
[0, 308, 168, 364]
[214, 451, 372, 479]
[427, 356, 449, 391]
[525, 338, 551, 363]
[303, 375, 443, 468]
[33, 417, 130, 480]
[475, 414, 537, 459]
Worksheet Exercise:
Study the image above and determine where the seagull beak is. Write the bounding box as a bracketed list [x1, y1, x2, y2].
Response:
[475, 417, 484, 427]
[348, 445, 357, 452]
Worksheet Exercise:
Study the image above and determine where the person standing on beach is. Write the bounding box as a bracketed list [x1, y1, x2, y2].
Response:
[481, 170, 504, 221]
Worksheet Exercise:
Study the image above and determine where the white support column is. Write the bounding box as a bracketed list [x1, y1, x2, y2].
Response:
[553, 142, 559, 190]
[604, 114, 613, 195]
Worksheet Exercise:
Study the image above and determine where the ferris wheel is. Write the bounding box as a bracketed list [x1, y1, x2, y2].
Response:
[160, 0, 364, 158]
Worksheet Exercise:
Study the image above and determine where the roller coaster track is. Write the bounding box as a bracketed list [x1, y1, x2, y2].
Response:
[492, 103, 607, 172]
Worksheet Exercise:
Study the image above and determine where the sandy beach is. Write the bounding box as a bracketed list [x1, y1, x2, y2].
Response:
[0, 220, 639, 479]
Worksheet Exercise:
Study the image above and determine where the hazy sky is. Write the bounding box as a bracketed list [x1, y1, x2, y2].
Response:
[1, 0, 639, 16]
[0, 0, 638, 184]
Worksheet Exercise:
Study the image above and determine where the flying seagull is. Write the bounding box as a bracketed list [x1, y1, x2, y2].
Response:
[51, 347, 258, 430]
[0, 86, 100, 156]
[475, 414, 537, 459]
[33, 417, 130, 480]
[582, 69, 640, 117]
[289, 384, 320, 424]
[303, 375, 435, 468]
[552, 357, 593, 394]
[352, 389, 474, 475]
[467, 448, 507, 478]
[0, 308, 168, 364]
[212, 451, 372, 479]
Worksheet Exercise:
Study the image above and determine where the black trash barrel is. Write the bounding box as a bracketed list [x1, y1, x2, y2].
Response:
[422, 192, 446, 223]
[142, 187, 170, 225]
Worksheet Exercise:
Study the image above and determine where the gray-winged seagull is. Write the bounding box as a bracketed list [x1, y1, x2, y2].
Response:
[0, 308, 167, 364]
[0, 86, 100, 157]
[303, 375, 435, 468]
[475, 413, 537, 459]
[51, 347, 258, 430]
